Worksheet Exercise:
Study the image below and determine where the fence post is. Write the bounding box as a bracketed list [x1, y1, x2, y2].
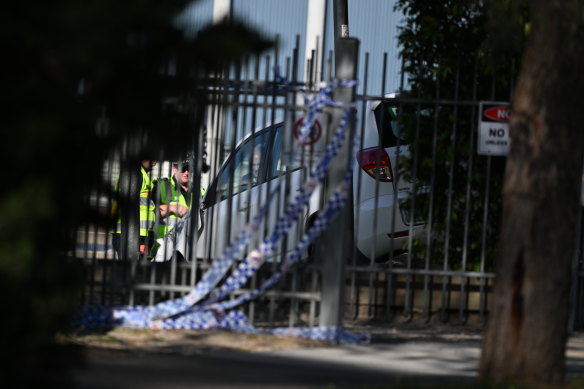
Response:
[317, 37, 359, 332]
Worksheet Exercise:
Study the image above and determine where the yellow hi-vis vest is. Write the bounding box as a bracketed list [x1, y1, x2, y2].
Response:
[155, 177, 205, 238]
[113, 166, 156, 237]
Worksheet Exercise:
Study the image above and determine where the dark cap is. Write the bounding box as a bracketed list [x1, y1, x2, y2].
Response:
[172, 159, 191, 167]
[173, 151, 195, 166]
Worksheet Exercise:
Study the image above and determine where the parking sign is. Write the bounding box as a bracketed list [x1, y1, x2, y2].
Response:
[478, 102, 511, 156]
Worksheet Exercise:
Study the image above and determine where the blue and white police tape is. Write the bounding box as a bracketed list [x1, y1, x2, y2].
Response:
[123, 101, 355, 325]
[273, 66, 357, 150]
[199, 132, 360, 316]
[82, 120, 361, 340]
[159, 310, 370, 344]
[73, 74, 368, 344]
[204, 109, 356, 305]
[146, 79, 357, 320]
[72, 307, 368, 344]
[144, 109, 352, 320]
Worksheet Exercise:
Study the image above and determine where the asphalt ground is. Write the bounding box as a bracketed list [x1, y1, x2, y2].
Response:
[68, 344, 477, 389]
[61, 329, 584, 389]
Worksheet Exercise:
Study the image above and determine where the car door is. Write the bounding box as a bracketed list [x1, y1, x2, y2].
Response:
[254, 124, 307, 261]
[219, 123, 303, 261]
[198, 131, 268, 260]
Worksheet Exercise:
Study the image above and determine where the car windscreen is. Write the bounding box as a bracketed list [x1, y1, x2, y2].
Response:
[202, 132, 267, 208]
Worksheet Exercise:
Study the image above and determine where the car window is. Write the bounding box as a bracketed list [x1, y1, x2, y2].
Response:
[374, 102, 407, 148]
[203, 125, 305, 208]
[216, 132, 266, 201]
[266, 125, 303, 180]
[374, 102, 436, 148]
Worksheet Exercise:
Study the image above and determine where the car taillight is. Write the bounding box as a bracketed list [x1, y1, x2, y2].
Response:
[356, 147, 393, 182]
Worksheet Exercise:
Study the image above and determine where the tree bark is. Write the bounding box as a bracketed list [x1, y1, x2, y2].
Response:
[479, 1, 584, 385]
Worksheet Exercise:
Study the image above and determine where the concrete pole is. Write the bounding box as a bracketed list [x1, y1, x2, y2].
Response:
[304, 0, 327, 84]
[203, 0, 232, 188]
[314, 0, 357, 336]
[317, 37, 358, 333]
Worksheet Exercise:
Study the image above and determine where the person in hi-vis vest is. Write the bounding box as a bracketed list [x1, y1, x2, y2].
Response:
[110, 160, 157, 259]
[150, 158, 205, 261]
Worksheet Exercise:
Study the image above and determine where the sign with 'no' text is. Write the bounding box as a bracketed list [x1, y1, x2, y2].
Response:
[478, 102, 511, 156]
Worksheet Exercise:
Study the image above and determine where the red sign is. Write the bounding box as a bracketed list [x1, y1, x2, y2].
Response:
[484, 106, 511, 122]
[293, 118, 322, 145]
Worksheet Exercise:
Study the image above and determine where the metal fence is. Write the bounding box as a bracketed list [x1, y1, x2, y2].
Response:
[74, 37, 584, 332]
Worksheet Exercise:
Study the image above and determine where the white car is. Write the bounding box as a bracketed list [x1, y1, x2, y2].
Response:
[196, 98, 426, 262]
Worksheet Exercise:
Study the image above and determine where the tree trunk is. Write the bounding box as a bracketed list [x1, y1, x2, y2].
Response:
[479, 1, 584, 385]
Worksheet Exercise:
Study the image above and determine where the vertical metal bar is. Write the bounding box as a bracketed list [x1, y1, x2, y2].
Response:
[479, 75, 498, 322]
[239, 54, 251, 253]
[384, 55, 406, 318]
[184, 62, 205, 288]
[258, 52, 279, 322]
[128, 262, 136, 306]
[169, 256, 177, 300]
[387, 55, 408, 317]
[348, 51, 369, 319]
[191, 123, 208, 289]
[325, 50, 333, 82]
[267, 37, 285, 326]
[180, 263, 187, 293]
[423, 76, 440, 322]
[367, 53, 386, 318]
[281, 34, 297, 168]
[284, 45, 301, 327]
[459, 61, 479, 323]
[289, 268, 299, 327]
[309, 271, 318, 327]
[223, 61, 242, 255]
[307, 49, 315, 90]
[370, 54, 387, 264]
[440, 59, 461, 322]
[248, 276, 256, 325]
[101, 239, 110, 305]
[205, 81, 226, 265]
[479, 156, 492, 323]
[403, 92, 422, 321]
[366, 52, 385, 318]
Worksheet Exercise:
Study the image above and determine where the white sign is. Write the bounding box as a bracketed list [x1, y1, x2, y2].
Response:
[477, 102, 511, 156]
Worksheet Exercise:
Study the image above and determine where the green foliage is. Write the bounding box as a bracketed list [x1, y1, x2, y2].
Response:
[0, 0, 271, 383]
[394, 0, 530, 270]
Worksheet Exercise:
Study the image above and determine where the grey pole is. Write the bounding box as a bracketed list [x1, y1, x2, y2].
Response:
[317, 37, 358, 333]
[333, 0, 349, 41]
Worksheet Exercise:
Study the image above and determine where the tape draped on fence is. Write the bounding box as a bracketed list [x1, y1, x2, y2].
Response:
[73, 69, 370, 345]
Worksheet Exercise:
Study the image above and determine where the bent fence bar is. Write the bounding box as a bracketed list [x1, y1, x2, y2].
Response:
[73, 38, 584, 333]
